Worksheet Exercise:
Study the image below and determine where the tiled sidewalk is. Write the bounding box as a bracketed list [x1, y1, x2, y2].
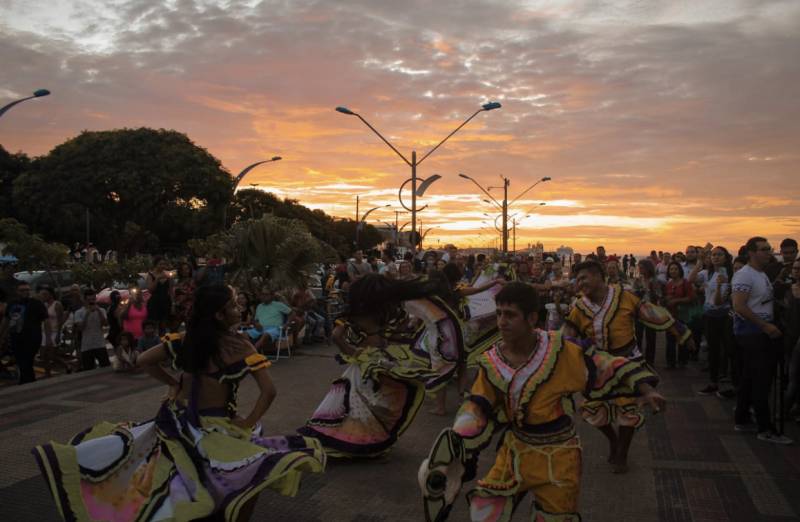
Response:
[0, 342, 798, 521]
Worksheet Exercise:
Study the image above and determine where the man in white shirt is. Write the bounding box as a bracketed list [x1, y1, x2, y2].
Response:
[74, 289, 110, 371]
[731, 237, 791, 444]
[346, 250, 372, 282]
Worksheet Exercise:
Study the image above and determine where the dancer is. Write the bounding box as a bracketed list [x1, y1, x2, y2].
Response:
[564, 260, 691, 473]
[32, 284, 325, 522]
[418, 283, 664, 521]
[299, 274, 444, 458]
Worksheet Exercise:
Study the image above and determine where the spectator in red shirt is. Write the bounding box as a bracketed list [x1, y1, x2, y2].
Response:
[664, 262, 694, 368]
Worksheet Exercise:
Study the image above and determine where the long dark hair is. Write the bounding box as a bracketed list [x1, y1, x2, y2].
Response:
[348, 273, 451, 325]
[177, 284, 233, 373]
[708, 246, 733, 279]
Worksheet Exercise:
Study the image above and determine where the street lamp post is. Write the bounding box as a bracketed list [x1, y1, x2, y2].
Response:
[459, 174, 551, 254]
[0, 89, 50, 119]
[224, 156, 281, 227]
[336, 101, 501, 252]
[355, 198, 390, 248]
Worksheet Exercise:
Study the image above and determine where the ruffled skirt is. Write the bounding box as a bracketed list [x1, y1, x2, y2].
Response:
[32, 402, 326, 521]
[299, 345, 437, 458]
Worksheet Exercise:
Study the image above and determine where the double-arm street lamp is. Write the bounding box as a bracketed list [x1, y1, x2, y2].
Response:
[460, 174, 551, 253]
[336, 101, 502, 252]
[0, 89, 50, 119]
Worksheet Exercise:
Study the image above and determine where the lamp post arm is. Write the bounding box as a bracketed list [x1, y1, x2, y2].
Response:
[417, 108, 483, 165]
[354, 114, 412, 167]
[462, 175, 502, 209]
[509, 179, 544, 205]
[0, 96, 36, 118]
[360, 206, 384, 222]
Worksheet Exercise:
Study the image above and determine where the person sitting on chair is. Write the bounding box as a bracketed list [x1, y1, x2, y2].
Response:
[252, 287, 293, 354]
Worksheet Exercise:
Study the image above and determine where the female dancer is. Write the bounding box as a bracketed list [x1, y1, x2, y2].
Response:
[33, 284, 325, 522]
[299, 274, 447, 458]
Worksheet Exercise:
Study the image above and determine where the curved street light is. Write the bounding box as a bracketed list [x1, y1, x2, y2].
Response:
[336, 101, 501, 252]
[224, 156, 282, 226]
[0, 89, 51, 120]
[355, 203, 390, 246]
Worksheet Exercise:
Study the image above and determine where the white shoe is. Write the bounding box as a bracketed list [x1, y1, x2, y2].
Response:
[757, 431, 793, 445]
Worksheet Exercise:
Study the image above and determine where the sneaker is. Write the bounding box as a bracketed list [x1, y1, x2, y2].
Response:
[757, 431, 793, 445]
[716, 389, 736, 399]
[735, 424, 757, 432]
[698, 384, 719, 395]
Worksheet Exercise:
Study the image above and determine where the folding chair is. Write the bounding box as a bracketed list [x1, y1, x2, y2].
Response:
[272, 324, 292, 361]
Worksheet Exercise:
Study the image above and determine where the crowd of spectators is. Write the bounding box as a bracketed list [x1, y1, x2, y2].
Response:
[1, 236, 798, 446]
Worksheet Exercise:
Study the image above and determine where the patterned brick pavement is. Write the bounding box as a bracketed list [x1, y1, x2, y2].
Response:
[0, 339, 798, 521]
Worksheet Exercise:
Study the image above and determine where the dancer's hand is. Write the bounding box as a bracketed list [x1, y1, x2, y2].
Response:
[638, 390, 666, 414]
[232, 416, 252, 430]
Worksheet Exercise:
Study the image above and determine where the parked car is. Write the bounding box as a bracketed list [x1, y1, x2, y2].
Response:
[13, 270, 77, 297]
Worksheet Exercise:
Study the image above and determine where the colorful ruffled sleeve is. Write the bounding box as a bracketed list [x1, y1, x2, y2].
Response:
[562, 338, 659, 400]
[452, 365, 506, 480]
[633, 293, 692, 345]
[218, 353, 271, 382]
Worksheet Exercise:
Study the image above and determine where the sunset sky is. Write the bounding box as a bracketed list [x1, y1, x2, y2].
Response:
[2, 0, 798, 255]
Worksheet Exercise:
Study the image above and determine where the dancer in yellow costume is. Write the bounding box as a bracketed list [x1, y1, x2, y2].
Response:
[419, 283, 665, 521]
[564, 260, 691, 473]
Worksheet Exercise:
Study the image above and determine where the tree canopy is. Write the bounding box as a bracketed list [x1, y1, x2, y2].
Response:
[12, 128, 233, 255]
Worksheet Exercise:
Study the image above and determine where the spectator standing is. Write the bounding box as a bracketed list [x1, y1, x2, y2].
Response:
[146, 257, 173, 334]
[0, 280, 50, 384]
[106, 290, 122, 351]
[606, 257, 628, 286]
[379, 251, 398, 279]
[656, 252, 671, 284]
[172, 261, 196, 330]
[120, 288, 147, 341]
[38, 286, 65, 378]
[632, 259, 663, 365]
[731, 237, 791, 444]
[74, 289, 110, 371]
[347, 250, 372, 282]
[781, 258, 800, 421]
[237, 292, 254, 325]
[663, 262, 694, 369]
[691, 246, 734, 396]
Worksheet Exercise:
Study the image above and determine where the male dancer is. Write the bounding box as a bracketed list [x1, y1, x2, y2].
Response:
[419, 283, 665, 521]
[564, 260, 692, 472]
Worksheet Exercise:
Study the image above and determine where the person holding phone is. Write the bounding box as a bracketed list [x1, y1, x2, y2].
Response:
[690, 246, 734, 396]
[74, 289, 110, 371]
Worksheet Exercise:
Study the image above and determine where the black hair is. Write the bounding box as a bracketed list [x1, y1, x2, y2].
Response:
[637, 259, 656, 278]
[573, 260, 605, 277]
[708, 246, 733, 279]
[83, 288, 96, 297]
[38, 285, 56, 297]
[780, 238, 798, 250]
[143, 319, 158, 330]
[14, 279, 30, 288]
[733, 255, 748, 266]
[347, 273, 451, 325]
[745, 237, 768, 252]
[178, 284, 233, 374]
[118, 331, 135, 347]
[666, 261, 684, 279]
[152, 256, 165, 267]
[495, 282, 539, 317]
[442, 263, 463, 288]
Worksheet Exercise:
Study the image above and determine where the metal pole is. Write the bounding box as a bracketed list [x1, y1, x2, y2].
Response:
[513, 218, 516, 253]
[502, 178, 509, 253]
[395, 210, 399, 245]
[85, 208, 90, 245]
[355, 195, 360, 248]
[411, 150, 417, 253]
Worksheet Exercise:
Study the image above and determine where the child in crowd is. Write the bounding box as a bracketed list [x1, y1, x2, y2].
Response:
[114, 332, 138, 372]
[137, 320, 161, 353]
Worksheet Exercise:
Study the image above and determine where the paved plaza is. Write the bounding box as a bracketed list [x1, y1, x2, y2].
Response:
[1, 340, 799, 522]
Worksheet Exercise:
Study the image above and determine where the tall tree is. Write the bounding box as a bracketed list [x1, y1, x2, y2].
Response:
[0, 145, 31, 221]
[12, 128, 233, 255]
